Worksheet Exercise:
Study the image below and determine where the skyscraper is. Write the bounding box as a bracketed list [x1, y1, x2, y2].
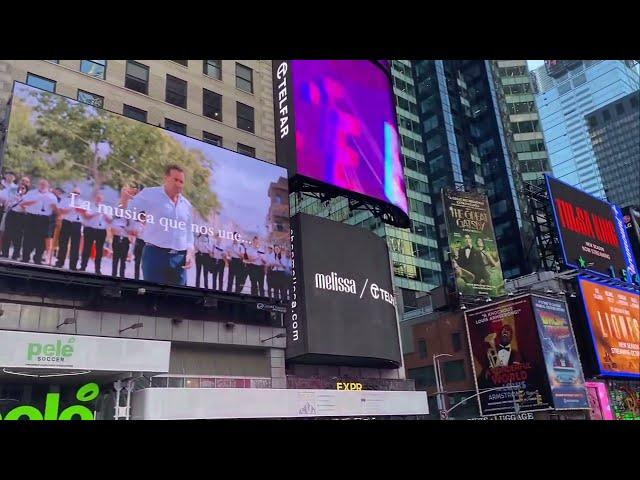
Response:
[292, 60, 442, 305]
[491, 60, 551, 186]
[585, 91, 640, 208]
[531, 60, 639, 200]
[412, 60, 534, 289]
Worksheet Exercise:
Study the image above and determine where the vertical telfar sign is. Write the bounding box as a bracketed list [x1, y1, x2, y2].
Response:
[465, 296, 552, 416]
[530, 295, 589, 410]
[442, 187, 505, 297]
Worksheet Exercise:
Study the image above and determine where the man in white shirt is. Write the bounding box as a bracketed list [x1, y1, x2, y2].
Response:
[55, 188, 84, 270]
[1, 177, 30, 260]
[19, 179, 58, 265]
[129, 217, 146, 280]
[122, 165, 194, 286]
[80, 193, 111, 275]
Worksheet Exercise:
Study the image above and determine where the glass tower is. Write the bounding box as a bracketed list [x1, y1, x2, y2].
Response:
[411, 60, 534, 289]
[531, 60, 640, 200]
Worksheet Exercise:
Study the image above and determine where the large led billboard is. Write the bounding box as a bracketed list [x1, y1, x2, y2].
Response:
[442, 187, 506, 297]
[286, 213, 401, 367]
[0, 82, 290, 299]
[546, 174, 638, 279]
[578, 277, 639, 378]
[465, 296, 553, 416]
[530, 295, 589, 409]
[273, 60, 409, 227]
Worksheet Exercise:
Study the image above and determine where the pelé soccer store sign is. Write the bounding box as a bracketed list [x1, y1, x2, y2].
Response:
[0, 330, 170, 372]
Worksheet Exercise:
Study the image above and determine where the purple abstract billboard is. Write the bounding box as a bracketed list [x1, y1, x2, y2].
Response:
[274, 60, 408, 221]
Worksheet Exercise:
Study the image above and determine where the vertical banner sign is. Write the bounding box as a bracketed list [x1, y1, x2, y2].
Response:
[584, 381, 615, 420]
[531, 296, 589, 409]
[442, 187, 505, 297]
[465, 296, 552, 416]
[578, 278, 640, 378]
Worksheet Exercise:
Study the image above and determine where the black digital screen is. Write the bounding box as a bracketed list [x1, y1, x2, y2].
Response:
[286, 213, 401, 367]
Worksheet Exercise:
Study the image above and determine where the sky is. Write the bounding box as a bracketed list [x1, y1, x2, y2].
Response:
[527, 60, 544, 71]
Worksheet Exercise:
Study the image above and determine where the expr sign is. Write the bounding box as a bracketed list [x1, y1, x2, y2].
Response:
[285, 213, 402, 368]
[0, 330, 171, 372]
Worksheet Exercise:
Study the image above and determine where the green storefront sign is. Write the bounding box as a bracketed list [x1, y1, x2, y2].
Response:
[0, 383, 98, 421]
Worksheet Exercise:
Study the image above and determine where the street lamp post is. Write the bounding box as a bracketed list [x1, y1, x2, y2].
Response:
[433, 353, 453, 420]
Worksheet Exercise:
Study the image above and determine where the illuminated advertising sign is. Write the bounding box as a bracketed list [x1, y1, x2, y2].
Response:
[530, 296, 589, 409]
[286, 213, 401, 367]
[0, 82, 290, 299]
[607, 379, 640, 420]
[273, 60, 409, 226]
[442, 187, 506, 297]
[578, 277, 640, 378]
[585, 381, 614, 420]
[546, 174, 638, 279]
[464, 296, 553, 416]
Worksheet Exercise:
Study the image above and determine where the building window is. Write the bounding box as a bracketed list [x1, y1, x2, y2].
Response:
[443, 360, 466, 382]
[77, 90, 104, 108]
[417, 339, 427, 359]
[407, 366, 436, 390]
[26, 73, 56, 92]
[203, 88, 222, 120]
[236, 102, 255, 133]
[602, 110, 611, 122]
[204, 60, 222, 80]
[123, 104, 147, 123]
[171, 60, 188, 67]
[615, 103, 625, 116]
[166, 75, 187, 108]
[80, 60, 106, 79]
[237, 143, 255, 157]
[165, 118, 186, 135]
[203, 131, 222, 146]
[451, 332, 462, 352]
[125, 61, 149, 95]
[235, 63, 253, 93]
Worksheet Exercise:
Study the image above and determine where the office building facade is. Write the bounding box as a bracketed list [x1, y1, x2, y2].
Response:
[585, 91, 640, 208]
[411, 60, 533, 288]
[531, 60, 640, 200]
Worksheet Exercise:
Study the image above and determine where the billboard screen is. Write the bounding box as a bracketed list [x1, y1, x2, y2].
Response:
[286, 213, 401, 367]
[465, 296, 552, 416]
[530, 295, 589, 409]
[442, 187, 505, 297]
[546, 174, 638, 278]
[0, 82, 290, 299]
[578, 277, 640, 378]
[273, 60, 409, 224]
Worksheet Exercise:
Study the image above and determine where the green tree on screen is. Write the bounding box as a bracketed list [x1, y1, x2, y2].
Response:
[4, 90, 219, 218]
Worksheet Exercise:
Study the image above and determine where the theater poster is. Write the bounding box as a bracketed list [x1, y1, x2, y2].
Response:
[531, 295, 589, 410]
[442, 187, 505, 298]
[464, 296, 552, 416]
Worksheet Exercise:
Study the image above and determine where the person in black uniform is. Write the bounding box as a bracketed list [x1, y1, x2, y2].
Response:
[194, 231, 211, 289]
[246, 236, 266, 297]
[20, 179, 58, 265]
[226, 235, 247, 293]
[210, 235, 226, 291]
[110, 215, 131, 278]
[131, 216, 146, 280]
[55, 188, 84, 270]
[80, 193, 111, 275]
